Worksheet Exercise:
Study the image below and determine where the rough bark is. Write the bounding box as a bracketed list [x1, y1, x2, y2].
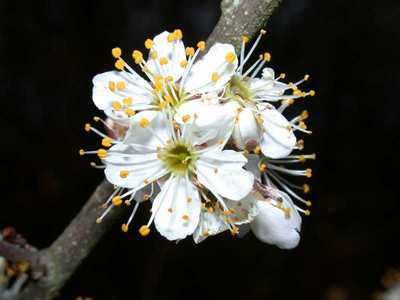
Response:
[0, 0, 283, 298]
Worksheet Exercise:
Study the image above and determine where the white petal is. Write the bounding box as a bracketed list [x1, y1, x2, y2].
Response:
[225, 193, 259, 225]
[92, 71, 154, 120]
[232, 107, 261, 150]
[196, 150, 254, 201]
[244, 154, 261, 180]
[193, 210, 229, 243]
[251, 191, 301, 249]
[123, 110, 172, 152]
[259, 104, 296, 158]
[262, 67, 275, 80]
[153, 175, 201, 240]
[146, 31, 186, 81]
[184, 43, 237, 94]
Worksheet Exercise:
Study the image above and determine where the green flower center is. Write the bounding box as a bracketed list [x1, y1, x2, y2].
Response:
[226, 75, 255, 107]
[158, 141, 197, 176]
[153, 83, 187, 113]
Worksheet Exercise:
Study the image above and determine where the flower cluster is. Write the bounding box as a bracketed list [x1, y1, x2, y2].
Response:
[80, 29, 316, 249]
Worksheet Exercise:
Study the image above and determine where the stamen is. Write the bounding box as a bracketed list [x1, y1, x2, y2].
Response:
[197, 41, 206, 51]
[121, 201, 140, 232]
[112, 47, 122, 58]
[144, 39, 153, 49]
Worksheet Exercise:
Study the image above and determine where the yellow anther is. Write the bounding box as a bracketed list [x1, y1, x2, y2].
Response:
[164, 94, 173, 103]
[108, 81, 116, 91]
[121, 224, 129, 232]
[139, 118, 150, 128]
[283, 99, 294, 106]
[154, 81, 163, 92]
[167, 33, 175, 43]
[112, 196, 123, 206]
[297, 139, 304, 150]
[79, 149, 85, 156]
[293, 89, 303, 97]
[119, 170, 129, 178]
[187, 197, 192, 203]
[182, 214, 189, 221]
[124, 200, 131, 206]
[101, 137, 112, 148]
[158, 101, 167, 109]
[125, 108, 135, 117]
[260, 29, 267, 35]
[306, 200, 312, 207]
[299, 155, 306, 162]
[164, 75, 173, 82]
[304, 74, 310, 81]
[146, 52, 155, 61]
[144, 39, 153, 49]
[139, 225, 150, 236]
[180, 60, 188, 68]
[116, 81, 126, 90]
[114, 59, 125, 70]
[111, 101, 122, 111]
[168, 208, 173, 213]
[185, 47, 195, 56]
[154, 75, 163, 82]
[283, 207, 292, 218]
[225, 52, 236, 64]
[97, 149, 107, 158]
[182, 114, 190, 123]
[207, 207, 214, 213]
[211, 72, 219, 82]
[173, 29, 183, 40]
[111, 47, 122, 58]
[255, 115, 264, 124]
[93, 116, 100, 122]
[84, 123, 91, 132]
[303, 184, 310, 194]
[259, 163, 267, 172]
[159, 57, 168, 65]
[279, 73, 286, 79]
[263, 52, 271, 61]
[197, 41, 206, 51]
[123, 97, 133, 106]
[304, 210, 311, 216]
[230, 226, 239, 236]
[301, 110, 309, 120]
[305, 168, 312, 178]
[132, 50, 143, 64]
[254, 146, 261, 154]
[242, 35, 249, 43]
[218, 139, 224, 145]
[203, 229, 209, 237]
[309, 90, 316, 96]
[299, 121, 307, 130]
[96, 218, 102, 224]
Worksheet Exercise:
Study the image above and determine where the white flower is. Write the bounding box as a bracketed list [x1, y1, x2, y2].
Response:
[92, 30, 238, 124]
[97, 108, 254, 240]
[221, 31, 315, 158]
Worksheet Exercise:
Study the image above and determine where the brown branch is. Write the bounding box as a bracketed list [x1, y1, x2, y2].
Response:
[1, 1, 283, 299]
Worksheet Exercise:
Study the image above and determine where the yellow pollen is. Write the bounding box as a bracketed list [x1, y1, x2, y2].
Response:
[185, 47, 195, 56]
[297, 139, 304, 150]
[84, 123, 91, 132]
[304, 210, 311, 216]
[218, 139, 224, 145]
[101, 138, 112, 148]
[93, 116, 100, 122]
[293, 89, 303, 97]
[303, 184, 310, 193]
[123, 97, 133, 106]
[167, 33, 175, 42]
[96, 218, 102, 224]
[207, 207, 214, 213]
[116, 81, 126, 90]
[304, 74, 310, 81]
[283, 99, 294, 106]
[225, 52, 236, 64]
[182, 214, 189, 221]
[164, 94, 173, 104]
[112, 196, 122, 206]
[79, 149, 85, 156]
[309, 90, 316, 96]
[180, 60, 188, 68]
[125, 108, 135, 117]
[306, 201, 312, 207]
[154, 81, 163, 92]
[181, 114, 191, 123]
[203, 230, 209, 237]
[299, 155, 306, 162]
[260, 29, 267, 35]
[173, 29, 183, 40]
[144, 39, 153, 49]
[115, 59, 125, 70]
[306, 168, 312, 178]
[259, 163, 267, 172]
[263, 52, 271, 61]
[108, 81, 116, 91]
[230, 226, 239, 236]
[301, 110, 309, 120]
[139, 225, 150, 236]
[299, 121, 307, 130]
[197, 41, 206, 51]
[242, 35, 249, 43]
[111, 47, 122, 58]
[159, 57, 168, 65]
[139, 118, 150, 128]
[119, 170, 129, 178]
[132, 50, 143, 64]
[121, 224, 129, 232]
[187, 197, 192, 203]
[279, 73, 286, 79]
[211, 72, 219, 82]
[254, 146, 261, 154]
[111, 101, 122, 111]
[97, 149, 107, 159]
[283, 207, 292, 218]
[255, 115, 264, 124]
[165, 75, 173, 82]
[150, 51, 158, 60]
[168, 208, 173, 213]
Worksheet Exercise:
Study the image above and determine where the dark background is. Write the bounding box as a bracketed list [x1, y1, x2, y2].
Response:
[0, 0, 399, 299]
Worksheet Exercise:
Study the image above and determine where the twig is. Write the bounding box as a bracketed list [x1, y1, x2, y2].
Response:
[0, 1, 283, 298]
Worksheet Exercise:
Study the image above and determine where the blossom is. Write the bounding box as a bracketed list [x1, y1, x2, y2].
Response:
[92, 30, 237, 124]
[221, 30, 315, 158]
[90, 108, 254, 240]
